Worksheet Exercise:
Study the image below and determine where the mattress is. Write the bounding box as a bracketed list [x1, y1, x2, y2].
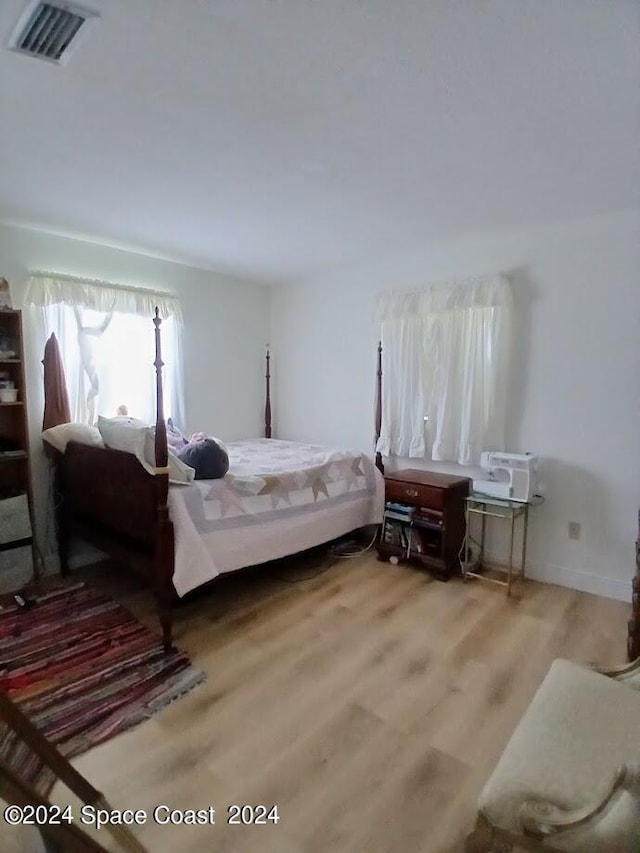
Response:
[167, 439, 384, 595]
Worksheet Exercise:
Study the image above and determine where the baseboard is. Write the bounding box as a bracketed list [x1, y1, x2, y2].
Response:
[42, 547, 105, 576]
[38, 548, 633, 603]
[526, 560, 631, 603]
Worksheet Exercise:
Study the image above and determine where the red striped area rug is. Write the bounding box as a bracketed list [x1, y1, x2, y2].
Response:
[0, 582, 205, 792]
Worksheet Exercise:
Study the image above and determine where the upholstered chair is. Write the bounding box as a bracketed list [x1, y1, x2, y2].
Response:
[465, 658, 640, 852]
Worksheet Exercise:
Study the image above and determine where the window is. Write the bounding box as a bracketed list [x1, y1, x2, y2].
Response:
[25, 273, 185, 428]
[376, 275, 512, 466]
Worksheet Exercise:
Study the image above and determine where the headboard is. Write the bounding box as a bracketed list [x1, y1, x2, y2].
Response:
[42, 314, 275, 442]
[41, 317, 384, 472]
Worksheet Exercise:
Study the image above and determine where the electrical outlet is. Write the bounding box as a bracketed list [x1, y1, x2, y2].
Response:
[568, 521, 581, 541]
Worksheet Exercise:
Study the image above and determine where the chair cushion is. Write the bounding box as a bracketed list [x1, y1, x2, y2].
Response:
[479, 659, 640, 850]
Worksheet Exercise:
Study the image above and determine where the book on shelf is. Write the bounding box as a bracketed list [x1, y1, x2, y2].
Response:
[409, 530, 424, 554]
[384, 502, 414, 524]
[385, 501, 414, 514]
[383, 518, 409, 549]
[384, 510, 413, 523]
[414, 506, 443, 524]
[412, 516, 442, 530]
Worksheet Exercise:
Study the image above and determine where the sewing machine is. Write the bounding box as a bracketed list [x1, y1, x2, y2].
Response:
[472, 451, 539, 502]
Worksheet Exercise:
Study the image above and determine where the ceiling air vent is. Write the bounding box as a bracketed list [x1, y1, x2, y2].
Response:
[9, 1, 98, 64]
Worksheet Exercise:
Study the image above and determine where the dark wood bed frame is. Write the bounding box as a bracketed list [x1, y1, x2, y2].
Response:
[47, 312, 385, 650]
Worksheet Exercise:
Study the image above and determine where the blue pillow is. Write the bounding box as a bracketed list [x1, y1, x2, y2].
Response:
[178, 438, 229, 480]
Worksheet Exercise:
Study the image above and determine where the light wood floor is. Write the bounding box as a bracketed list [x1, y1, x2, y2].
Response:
[67, 550, 628, 853]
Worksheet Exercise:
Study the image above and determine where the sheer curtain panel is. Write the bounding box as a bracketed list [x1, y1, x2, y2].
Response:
[376, 275, 512, 466]
[24, 273, 185, 428]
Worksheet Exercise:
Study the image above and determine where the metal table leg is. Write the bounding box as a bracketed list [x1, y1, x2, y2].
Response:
[507, 509, 515, 597]
[463, 502, 470, 580]
[521, 503, 529, 580]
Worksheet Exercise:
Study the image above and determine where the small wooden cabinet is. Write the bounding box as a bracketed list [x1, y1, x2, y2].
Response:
[377, 468, 470, 580]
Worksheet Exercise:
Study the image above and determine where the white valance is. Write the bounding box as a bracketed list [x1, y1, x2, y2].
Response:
[376, 273, 511, 321]
[24, 271, 183, 324]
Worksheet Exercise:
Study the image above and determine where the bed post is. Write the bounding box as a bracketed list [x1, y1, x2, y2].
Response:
[54, 465, 70, 577]
[42, 333, 72, 576]
[265, 345, 272, 439]
[153, 308, 175, 651]
[375, 340, 384, 474]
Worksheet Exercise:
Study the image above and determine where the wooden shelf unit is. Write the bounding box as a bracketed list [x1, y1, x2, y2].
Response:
[377, 468, 471, 580]
[0, 309, 35, 558]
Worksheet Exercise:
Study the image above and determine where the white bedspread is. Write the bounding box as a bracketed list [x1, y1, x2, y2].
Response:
[168, 439, 384, 595]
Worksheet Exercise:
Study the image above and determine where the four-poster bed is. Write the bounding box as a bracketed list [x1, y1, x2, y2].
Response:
[44, 312, 385, 649]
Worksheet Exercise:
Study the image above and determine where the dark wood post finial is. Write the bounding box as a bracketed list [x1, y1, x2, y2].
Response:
[153, 308, 168, 471]
[265, 344, 272, 439]
[151, 308, 174, 650]
[375, 340, 384, 474]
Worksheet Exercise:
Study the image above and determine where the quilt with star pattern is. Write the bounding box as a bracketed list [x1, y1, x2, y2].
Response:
[173, 438, 379, 531]
[167, 438, 384, 595]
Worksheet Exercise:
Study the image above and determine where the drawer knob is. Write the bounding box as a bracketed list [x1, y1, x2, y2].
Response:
[405, 488, 419, 497]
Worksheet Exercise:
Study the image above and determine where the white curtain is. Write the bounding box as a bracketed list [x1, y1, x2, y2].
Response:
[73, 306, 114, 425]
[25, 272, 185, 428]
[376, 274, 512, 465]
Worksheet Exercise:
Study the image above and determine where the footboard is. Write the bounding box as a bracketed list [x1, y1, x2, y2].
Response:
[55, 440, 176, 649]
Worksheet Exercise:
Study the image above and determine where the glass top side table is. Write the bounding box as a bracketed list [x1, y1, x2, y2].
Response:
[461, 493, 533, 596]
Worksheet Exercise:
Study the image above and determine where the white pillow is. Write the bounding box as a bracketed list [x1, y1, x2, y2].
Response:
[144, 428, 195, 484]
[97, 417, 195, 484]
[42, 423, 104, 454]
[97, 415, 147, 463]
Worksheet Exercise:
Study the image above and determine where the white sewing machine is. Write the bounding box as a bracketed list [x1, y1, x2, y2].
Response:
[472, 451, 539, 502]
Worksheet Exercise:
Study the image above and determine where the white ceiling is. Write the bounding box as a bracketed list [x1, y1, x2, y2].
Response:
[1, 0, 639, 284]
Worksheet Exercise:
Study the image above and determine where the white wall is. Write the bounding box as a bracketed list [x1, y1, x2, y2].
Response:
[270, 209, 640, 601]
[0, 223, 269, 588]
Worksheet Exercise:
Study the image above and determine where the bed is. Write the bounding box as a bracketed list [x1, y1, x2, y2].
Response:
[44, 311, 385, 648]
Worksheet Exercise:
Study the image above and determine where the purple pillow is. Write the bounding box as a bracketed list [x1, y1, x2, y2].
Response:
[166, 417, 188, 453]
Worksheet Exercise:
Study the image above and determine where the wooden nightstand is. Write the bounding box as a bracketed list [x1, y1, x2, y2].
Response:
[377, 468, 470, 580]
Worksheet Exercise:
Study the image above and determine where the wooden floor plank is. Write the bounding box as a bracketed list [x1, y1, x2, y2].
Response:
[47, 553, 628, 852]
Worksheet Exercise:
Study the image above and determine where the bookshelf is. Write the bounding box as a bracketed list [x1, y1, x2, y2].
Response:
[0, 309, 35, 570]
